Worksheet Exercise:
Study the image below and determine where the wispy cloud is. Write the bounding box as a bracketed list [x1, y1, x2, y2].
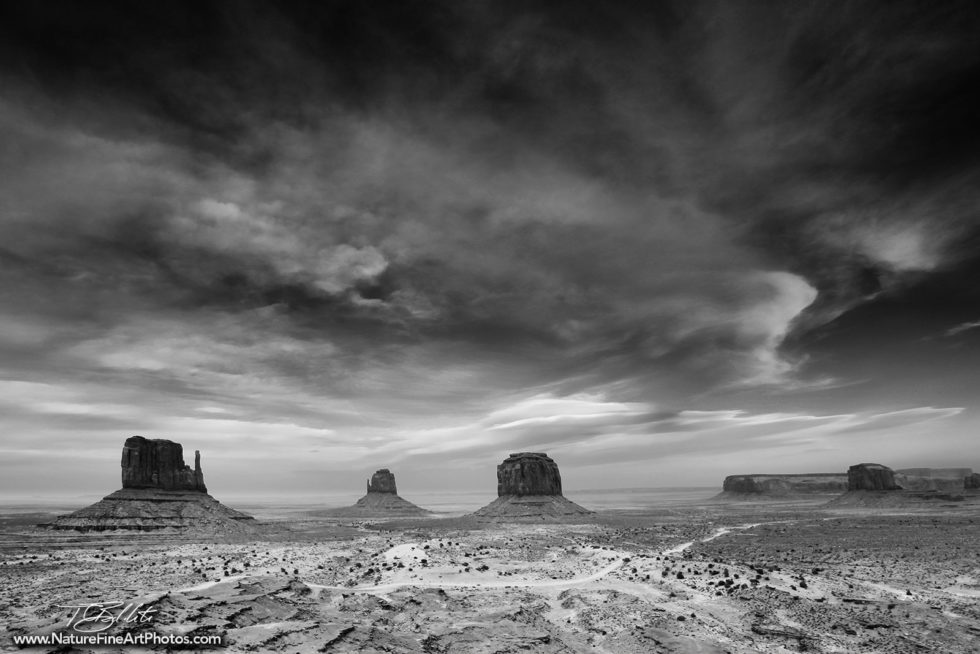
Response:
[946, 320, 980, 337]
[1, 2, 979, 496]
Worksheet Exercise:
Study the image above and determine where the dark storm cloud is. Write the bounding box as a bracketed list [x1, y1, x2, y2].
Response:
[2, 1, 979, 493]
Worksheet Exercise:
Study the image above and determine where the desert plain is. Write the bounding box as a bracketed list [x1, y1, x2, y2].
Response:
[2, 494, 979, 654]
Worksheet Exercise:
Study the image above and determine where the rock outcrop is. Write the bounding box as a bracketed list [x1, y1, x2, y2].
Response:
[721, 474, 847, 496]
[966, 473, 980, 490]
[472, 453, 592, 522]
[847, 463, 901, 491]
[496, 452, 563, 496]
[895, 468, 973, 492]
[121, 435, 207, 492]
[367, 468, 397, 494]
[48, 436, 253, 533]
[320, 469, 431, 517]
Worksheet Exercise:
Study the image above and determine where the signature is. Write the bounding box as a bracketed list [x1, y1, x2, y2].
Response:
[58, 602, 158, 634]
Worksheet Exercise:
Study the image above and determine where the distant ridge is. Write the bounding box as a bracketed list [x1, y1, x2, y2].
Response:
[724, 473, 846, 483]
[826, 463, 980, 508]
[716, 473, 847, 499]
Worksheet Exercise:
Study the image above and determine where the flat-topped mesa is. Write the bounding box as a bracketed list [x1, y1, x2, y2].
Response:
[366, 469, 397, 494]
[847, 463, 901, 491]
[722, 474, 847, 495]
[121, 435, 207, 493]
[896, 468, 974, 492]
[898, 467, 973, 477]
[497, 452, 562, 497]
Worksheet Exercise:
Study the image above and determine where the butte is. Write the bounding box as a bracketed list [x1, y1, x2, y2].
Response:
[321, 469, 432, 517]
[471, 452, 593, 522]
[48, 435, 254, 533]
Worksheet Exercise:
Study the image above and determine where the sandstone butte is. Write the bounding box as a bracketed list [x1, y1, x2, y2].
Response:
[367, 468, 399, 494]
[321, 468, 432, 517]
[48, 436, 254, 532]
[472, 452, 593, 522]
[847, 463, 902, 491]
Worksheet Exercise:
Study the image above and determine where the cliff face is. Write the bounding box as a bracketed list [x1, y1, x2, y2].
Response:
[965, 473, 980, 490]
[121, 436, 207, 492]
[366, 469, 397, 494]
[722, 474, 847, 495]
[497, 452, 562, 497]
[847, 463, 901, 491]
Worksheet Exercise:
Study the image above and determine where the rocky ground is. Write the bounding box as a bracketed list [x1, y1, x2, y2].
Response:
[2, 503, 979, 653]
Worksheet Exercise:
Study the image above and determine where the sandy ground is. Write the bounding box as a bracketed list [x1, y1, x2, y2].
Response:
[2, 501, 979, 653]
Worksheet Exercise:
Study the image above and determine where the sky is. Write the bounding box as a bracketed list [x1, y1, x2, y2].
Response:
[1, 1, 979, 500]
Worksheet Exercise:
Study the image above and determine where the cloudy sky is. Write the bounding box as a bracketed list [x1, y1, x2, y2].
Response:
[2, 1, 979, 500]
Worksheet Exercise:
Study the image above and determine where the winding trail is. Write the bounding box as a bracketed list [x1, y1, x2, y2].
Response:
[173, 522, 768, 598]
[306, 557, 626, 595]
[178, 574, 249, 594]
[662, 523, 761, 556]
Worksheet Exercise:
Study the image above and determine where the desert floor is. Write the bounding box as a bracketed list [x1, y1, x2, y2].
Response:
[2, 500, 979, 653]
